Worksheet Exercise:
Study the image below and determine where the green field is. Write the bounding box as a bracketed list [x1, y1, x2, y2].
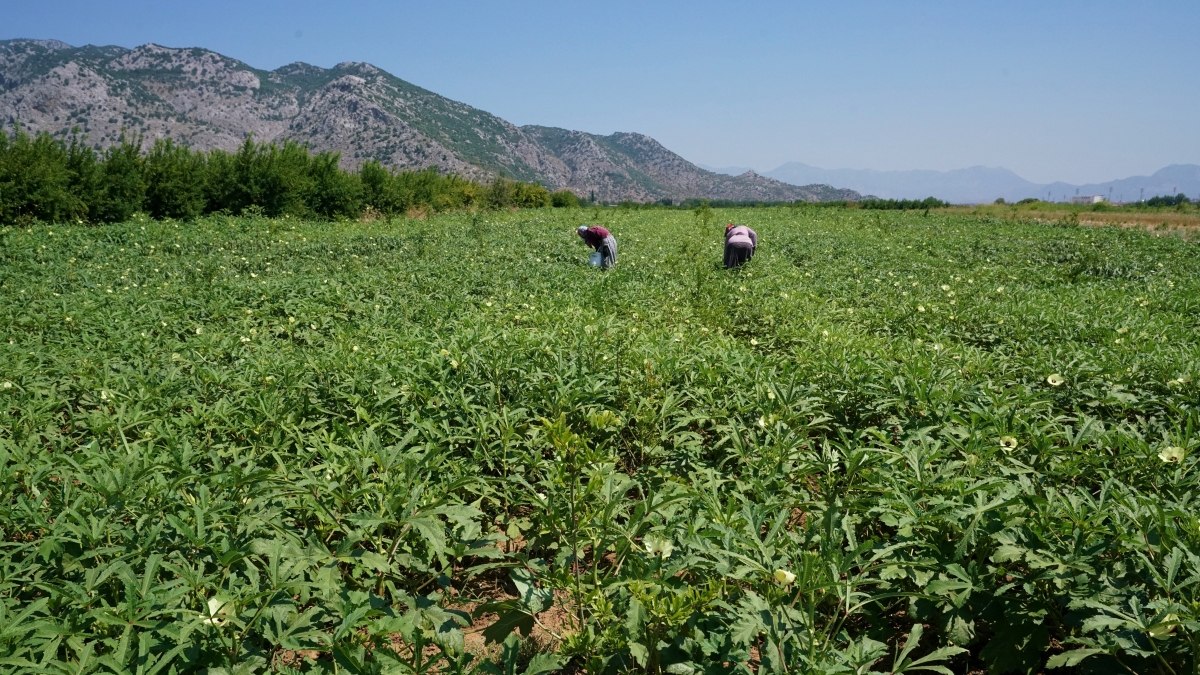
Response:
[2, 207, 1198, 673]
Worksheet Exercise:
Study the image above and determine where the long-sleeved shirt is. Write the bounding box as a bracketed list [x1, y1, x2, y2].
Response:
[725, 225, 757, 248]
[579, 225, 612, 250]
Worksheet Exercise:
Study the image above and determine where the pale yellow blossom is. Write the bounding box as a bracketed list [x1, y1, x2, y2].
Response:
[773, 568, 796, 585]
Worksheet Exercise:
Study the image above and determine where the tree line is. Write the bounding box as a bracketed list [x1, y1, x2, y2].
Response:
[0, 130, 582, 226]
[1136, 194, 1191, 208]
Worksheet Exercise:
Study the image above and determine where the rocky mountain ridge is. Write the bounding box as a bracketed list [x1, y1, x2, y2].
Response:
[0, 39, 858, 204]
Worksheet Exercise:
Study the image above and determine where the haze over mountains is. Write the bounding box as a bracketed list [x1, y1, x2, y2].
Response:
[705, 162, 1200, 205]
[0, 39, 857, 204]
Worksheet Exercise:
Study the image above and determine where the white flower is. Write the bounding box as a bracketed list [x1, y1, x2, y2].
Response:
[1, 381, 12, 389]
[773, 568, 796, 586]
[999, 436, 1018, 451]
[1158, 446, 1185, 464]
[1148, 613, 1180, 639]
[203, 596, 234, 626]
[1046, 373, 1065, 387]
[643, 534, 674, 559]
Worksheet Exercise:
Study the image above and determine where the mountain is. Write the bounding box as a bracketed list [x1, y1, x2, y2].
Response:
[1038, 164, 1200, 204]
[0, 39, 858, 204]
[759, 162, 1200, 204]
[699, 163, 755, 176]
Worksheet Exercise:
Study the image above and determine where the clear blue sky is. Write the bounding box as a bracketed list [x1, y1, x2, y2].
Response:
[6, 0, 1198, 184]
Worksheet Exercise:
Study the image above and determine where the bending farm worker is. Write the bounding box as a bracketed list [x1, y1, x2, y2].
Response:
[724, 223, 758, 268]
[577, 224, 618, 269]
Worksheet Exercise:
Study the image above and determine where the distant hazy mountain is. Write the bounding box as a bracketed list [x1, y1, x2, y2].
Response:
[753, 162, 1200, 204]
[0, 38, 858, 204]
[1038, 164, 1200, 204]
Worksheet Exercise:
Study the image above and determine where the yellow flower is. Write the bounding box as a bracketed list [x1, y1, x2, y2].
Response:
[773, 568, 796, 586]
[1158, 446, 1185, 464]
[1046, 373, 1065, 386]
[999, 436, 1018, 451]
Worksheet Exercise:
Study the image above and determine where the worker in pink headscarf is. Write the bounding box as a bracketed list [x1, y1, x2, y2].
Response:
[723, 223, 758, 268]
[577, 225, 617, 269]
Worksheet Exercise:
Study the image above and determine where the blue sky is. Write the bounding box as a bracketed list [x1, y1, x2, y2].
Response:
[5, 0, 1198, 184]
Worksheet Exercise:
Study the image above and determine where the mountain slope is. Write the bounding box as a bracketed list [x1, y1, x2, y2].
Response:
[0, 39, 858, 203]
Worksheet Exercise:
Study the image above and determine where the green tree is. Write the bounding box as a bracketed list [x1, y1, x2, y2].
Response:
[0, 131, 79, 224]
[203, 149, 239, 214]
[307, 150, 361, 219]
[144, 139, 205, 220]
[65, 133, 102, 223]
[94, 138, 146, 222]
[551, 189, 582, 208]
[359, 159, 396, 215]
[512, 181, 551, 208]
[484, 176, 517, 209]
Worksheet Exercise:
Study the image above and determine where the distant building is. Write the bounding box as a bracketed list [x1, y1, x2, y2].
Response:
[1070, 195, 1105, 205]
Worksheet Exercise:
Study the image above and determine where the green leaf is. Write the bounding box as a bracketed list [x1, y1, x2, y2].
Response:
[628, 641, 649, 668]
[479, 600, 535, 645]
[946, 614, 975, 645]
[625, 596, 646, 637]
[511, 567, 551, 614]
[1045, 648, 1104, 668]
[991, 545, 1025, 563]
[523, 652, 567, 675]
[1080, 615, 1128, 634]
